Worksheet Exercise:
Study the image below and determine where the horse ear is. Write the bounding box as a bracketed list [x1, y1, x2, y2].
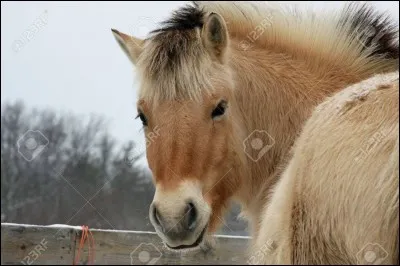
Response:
[111, 29, 144, 65]
[201, 12, 229, 63]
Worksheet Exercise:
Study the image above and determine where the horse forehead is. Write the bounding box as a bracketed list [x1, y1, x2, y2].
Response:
[155, 113, 203, 135]
[151, 100, 205, 120]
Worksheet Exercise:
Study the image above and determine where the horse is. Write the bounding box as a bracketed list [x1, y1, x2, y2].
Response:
[111, 1, 399, 263]
[252, 71, 399, 264]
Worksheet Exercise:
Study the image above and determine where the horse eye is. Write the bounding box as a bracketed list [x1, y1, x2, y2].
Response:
[211, 100, 227, 119]
[136, 112, 148, 126]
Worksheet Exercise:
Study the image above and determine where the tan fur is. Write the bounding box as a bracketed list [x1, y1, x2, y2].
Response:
[254, 72, 399, 264]
[135, 1, 397, 102]
[111, 0, 399, 260]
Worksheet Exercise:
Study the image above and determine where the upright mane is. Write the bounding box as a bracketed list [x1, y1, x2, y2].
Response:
[112, 1, 399, 259]
[137, 1, 398, 101]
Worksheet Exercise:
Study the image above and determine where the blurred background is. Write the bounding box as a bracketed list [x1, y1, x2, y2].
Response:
[1, 1, 398, 236]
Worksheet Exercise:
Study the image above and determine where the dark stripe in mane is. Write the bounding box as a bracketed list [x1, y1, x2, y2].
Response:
[151, 3, 204, 34]
[340, 2, 399, 59]
[151, 1, 398, 61]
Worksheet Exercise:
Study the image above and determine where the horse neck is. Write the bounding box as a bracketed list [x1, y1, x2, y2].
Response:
[229, 42, 364, 232]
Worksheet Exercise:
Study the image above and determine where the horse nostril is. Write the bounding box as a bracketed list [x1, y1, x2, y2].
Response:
[152, 205, 162, 228]
[185, 202, 197, 231]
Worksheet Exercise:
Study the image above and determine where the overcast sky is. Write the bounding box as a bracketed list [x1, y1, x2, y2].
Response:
[2, 1, 399, 169]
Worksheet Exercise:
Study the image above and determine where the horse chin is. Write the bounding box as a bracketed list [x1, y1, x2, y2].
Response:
[165, 225, 209, 252]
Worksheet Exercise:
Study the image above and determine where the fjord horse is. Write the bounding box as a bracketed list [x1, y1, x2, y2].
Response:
[112, 1, 398, 263]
